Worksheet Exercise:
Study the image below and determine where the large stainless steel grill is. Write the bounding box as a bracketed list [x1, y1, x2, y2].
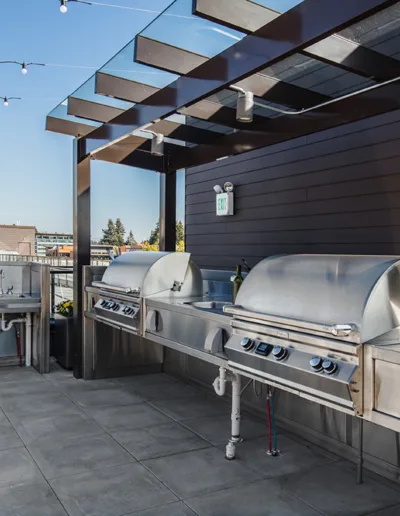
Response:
[90, 252, 203, 335]
[224, 255, 400, 420]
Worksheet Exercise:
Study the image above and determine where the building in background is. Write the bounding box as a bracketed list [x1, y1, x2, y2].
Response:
[46, 243, 143, 259]
[35, 232, 73, 256]
[0, 225, 36, 255]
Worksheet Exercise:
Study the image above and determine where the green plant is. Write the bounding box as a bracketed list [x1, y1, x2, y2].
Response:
[56, 300, 73, 317]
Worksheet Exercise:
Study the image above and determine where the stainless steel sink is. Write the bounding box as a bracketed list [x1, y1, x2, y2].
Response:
[184, 300, 232, 312]
[0, 294, 41, 313]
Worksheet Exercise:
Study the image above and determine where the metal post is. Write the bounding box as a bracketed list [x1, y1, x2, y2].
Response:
[51, 274, 55, 314]
[73, 139, 91, 379]
[159, 157, 176, 252]
[357, 417, 364, 484]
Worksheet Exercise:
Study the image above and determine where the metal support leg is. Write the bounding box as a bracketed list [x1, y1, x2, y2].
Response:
[357, 417, 364, 484]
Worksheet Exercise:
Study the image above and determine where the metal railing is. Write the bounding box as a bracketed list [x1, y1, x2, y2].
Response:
[0, 254, 110, 267]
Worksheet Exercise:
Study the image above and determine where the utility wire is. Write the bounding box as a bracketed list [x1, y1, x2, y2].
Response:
[45, 63, 166, 74]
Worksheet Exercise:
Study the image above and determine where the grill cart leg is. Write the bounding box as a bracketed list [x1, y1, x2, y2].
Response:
[357, 417, 364, 484]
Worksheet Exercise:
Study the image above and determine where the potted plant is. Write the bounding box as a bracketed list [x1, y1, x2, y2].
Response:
[51, 299, 74, 369]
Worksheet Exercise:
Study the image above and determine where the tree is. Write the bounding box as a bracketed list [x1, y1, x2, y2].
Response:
[100, 219, 116, 245]
[126, 230, 136, 246]
[142, 241, 159, 252]
[148, 221, 160, 245]
[147, 220, 185, 251]
[114, 218, 125, 247]
[176, 220, 184, 243]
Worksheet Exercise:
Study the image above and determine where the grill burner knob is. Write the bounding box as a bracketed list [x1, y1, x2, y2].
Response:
[310, 357, 323, 372]
[272, 346, 288, 361]
[240, 337, 254, 351]
[113, 304, 120, 311]
[101, 300, 107, 307]
[322, 360, 338, 375]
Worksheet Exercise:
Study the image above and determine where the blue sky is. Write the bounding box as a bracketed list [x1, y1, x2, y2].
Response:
[0, 0, 300, 242]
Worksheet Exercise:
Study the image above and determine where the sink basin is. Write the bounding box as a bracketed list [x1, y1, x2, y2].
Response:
[0, 294, 41, 313]
[184, 300, 232, 312]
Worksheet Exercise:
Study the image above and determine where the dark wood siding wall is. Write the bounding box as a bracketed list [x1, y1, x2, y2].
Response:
[186, 110, 400, 269]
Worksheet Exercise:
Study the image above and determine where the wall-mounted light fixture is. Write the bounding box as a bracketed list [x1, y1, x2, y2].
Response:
[236, 91, 254, 123]
[214, 182, 235, 216]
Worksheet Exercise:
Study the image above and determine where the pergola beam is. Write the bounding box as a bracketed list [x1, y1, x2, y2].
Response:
[46, 116, 97, 138]
[194, 0, 400, 81]
[170, 80, 400, 170]
[82, 0, 396, 156]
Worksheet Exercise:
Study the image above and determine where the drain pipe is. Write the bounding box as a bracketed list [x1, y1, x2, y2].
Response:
[213, 368, 242, 460]
[1, 313, 31, 367]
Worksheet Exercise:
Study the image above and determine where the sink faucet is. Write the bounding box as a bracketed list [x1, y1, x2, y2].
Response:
[6, 286, 13, 295]
[0, 270, 4, 295]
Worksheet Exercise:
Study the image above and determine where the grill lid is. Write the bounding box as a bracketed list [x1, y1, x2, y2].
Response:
[226, 255, 400, 343]
[95, 251, 192, 297]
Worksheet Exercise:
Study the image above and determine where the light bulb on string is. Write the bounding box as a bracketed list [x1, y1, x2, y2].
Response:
[60, 1, 67, 13]
[21, 63, 28, 75]
[3, 98, 8, 107]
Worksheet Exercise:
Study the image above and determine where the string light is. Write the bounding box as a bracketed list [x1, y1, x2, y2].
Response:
[0, 61, 45, 74]
[56, 0, 193, 18]
[0, 97, 21, 107]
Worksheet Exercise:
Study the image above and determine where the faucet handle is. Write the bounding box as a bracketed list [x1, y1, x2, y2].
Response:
[6, 286, 13, 295]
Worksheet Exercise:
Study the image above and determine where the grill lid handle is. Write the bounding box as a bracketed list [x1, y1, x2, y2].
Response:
[330, 324, 357, 337]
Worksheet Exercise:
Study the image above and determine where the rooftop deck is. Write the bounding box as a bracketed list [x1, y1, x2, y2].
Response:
[0, 364, 399, 515]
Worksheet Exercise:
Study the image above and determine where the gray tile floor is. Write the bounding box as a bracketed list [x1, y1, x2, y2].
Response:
[1, 365, 400, 516]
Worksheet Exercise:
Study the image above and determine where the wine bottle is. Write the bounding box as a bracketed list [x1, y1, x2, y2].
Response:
[233, 264, 243, 303]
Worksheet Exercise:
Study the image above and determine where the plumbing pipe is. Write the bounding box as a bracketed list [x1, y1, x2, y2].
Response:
[212, 368, 243, 460]
[1, 313, 31, 367]
[213, 367, 227, 396]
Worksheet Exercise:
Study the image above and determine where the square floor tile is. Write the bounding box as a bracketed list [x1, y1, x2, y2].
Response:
[112, 422, 211, 460]
[144, 447, 261, 499]
[233, 434, 335, 478]
[122, 379, 201, 402]
[186, 478, 323, 516]
[182, 414, 269, 446]
[0, 408, 23, 451]
[1, 391, 82, 422]
[0, 378, 58, 403]
[272, 461, 400, 516]
[0, 367, 44, 384]
[27, 432, 134, 480]
[113, 373, 180, 389]
[367, 505, 400, 515]
[129, 502, 196, 515]
[150, 395, 229, 421]
[86, 402, 172, 432]
[61, 383, 144, 409]
[0, 448, 43, 490]
[0, 482, 67, 515]
[51, 462, 177, 516]
[13, 411, 103, 445]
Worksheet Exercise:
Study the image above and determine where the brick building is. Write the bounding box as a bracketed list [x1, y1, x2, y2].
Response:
[0, 225, 36, 255]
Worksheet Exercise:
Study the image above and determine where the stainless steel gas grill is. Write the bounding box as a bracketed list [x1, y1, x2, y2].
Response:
[83, 252, 202, 379]
[224, 255, 400, 419]
[90, 251, 203, 335]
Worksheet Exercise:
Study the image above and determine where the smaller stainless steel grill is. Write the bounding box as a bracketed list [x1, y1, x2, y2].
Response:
[89, 251, 202, 335]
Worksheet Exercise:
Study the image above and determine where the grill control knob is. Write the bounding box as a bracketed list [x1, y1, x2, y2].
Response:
[310, 357, 323, 372]
[272, 346, 288, 361]
[101, 300, 107, 307]
[240, 337, 254, 351]
[113, 304, 120, 311]
[322, 360, 338, 375]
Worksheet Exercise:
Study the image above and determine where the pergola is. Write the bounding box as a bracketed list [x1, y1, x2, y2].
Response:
[47, 0, 400, 376]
